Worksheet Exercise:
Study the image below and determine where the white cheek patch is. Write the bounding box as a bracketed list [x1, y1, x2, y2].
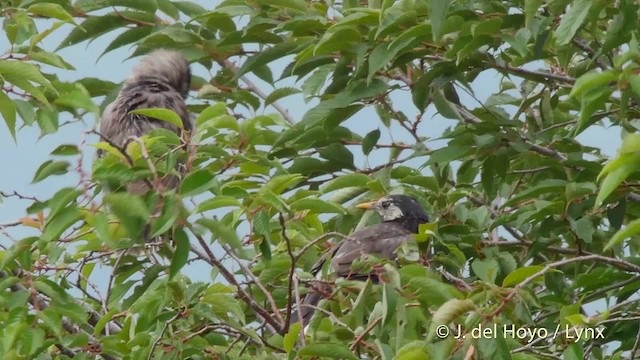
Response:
[381, 205, 404, 221]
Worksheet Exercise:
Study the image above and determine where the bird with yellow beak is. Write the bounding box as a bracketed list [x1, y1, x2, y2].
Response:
[290, 194, 429, 326]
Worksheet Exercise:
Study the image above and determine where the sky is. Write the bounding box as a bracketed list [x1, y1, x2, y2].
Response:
[0, 2, 626, 303]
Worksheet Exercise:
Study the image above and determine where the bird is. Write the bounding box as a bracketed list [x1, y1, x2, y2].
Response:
[97, 49, 193, 249]
[289, 194, 429, 326]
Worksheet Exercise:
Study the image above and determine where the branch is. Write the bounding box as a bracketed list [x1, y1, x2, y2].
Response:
[189, 230, 285, 334]
[222, 244, 284, 325]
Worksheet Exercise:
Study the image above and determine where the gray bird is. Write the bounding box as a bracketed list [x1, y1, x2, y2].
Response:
[290, 194, 430, 326]
[98, 49, 193, 247]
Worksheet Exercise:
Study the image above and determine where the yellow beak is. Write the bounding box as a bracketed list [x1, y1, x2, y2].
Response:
[356, 201, 377, 209]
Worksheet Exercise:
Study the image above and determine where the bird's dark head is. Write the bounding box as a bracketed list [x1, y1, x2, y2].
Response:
[357, 194, 429, 232]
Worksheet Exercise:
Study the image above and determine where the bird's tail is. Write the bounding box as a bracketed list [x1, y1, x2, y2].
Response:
[289, 290, 323, 326]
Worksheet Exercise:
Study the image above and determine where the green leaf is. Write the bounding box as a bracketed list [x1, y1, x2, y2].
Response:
[180, 169, 216, 197]
[321, 173, 372, 194]
[502, 265, 545, 287]
[75, 0, 158, 12]
[555, 0, 592, 46]
[605, 218, 640, 251]
[471, 258, 499, 284]
[318, 143, 355, 170]
[169, 229, 189, 278]
[260, 174, 305, 195]
[201, 292, 246, 324]
[427, 0, 450, 41]
[27, 3, 74, 22]
[0, 59, 56, 93]
[425, 145, 471, 165]
[525, 0, 543, 29]
[41, 207, 83, 242]
[50, 144, 80, 156]
[427, 299, 475, 342]
[290, 198, 347, 214]
[32, 160, 70, 183]
[253, 211, 272, 243]
[431, 88, 460, 119]
[100, 26, 154, 59]
[0, 91, 16, 141]
[197, 219, 244, 253]
[362, 129, 381, 156]
[298, 343, 358, 360]
[237, 41, 303, 78]
[394, 341, 430, 360]
[284, 322, 301, 353]
[57, 14, 128, 49]
[596, 159, 638, 207]
[408, 277, 462, 307]
[129, 108, 184, 129]
[265, 87, 300, 106]
[195, 196, 241, 213]
[481, 155, 496, 198]
[563, 343, 584, 360]
[104, 193, 150, 238]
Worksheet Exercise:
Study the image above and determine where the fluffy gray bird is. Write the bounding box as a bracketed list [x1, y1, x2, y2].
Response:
[98, 49, 192, 246]
[100, 49, 192, 145]
[290, 194, 429, 326]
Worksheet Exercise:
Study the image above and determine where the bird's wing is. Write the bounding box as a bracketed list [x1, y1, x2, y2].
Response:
[330, 224, 412, 278]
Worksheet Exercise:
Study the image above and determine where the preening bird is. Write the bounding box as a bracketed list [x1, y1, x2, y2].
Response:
[98, 49, 192, 247]
[290, 194, 429, 325]
[99, 49, 192, 166]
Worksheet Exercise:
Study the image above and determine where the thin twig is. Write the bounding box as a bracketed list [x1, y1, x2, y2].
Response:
[189, 230, 284, 334]
[222, 244, 284, 324]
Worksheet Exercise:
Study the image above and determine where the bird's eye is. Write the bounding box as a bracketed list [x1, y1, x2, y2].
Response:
[381, 201, 390, 209]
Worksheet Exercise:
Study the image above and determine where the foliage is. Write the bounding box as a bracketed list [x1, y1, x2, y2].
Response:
[2, 0, 640, 359]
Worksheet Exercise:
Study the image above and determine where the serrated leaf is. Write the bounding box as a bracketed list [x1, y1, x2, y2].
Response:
[180, 170, 216, 197]
[596, 160, 637, 207]
[555, 0, 592, 46]
[100, 26, 153, 59]
[57, 14, 128, 49]
[237, 41, 302, 78]
[605, 218, 640, 251]
[195, 196, 241, 213]
[362, 129, 380, 155]
[129, 108, 184, 129]
[428, 0, 450, 41]
[104, 193, 150, 238]
[471, 258, 499, 284]
[169, 229, 189, 278]
[201, 292, 246, 324]
[502, 265, 546, 287]
[50, 144, 80, 156]
[284, 322, 301, 353]
[27, 3, 73, 22]
[41, 206, 83, 242]
[298, 343, 358, 360]
[197, 219, 244, 253]
[265, 87, 300, 106]
[260, 174, 305, 195]
[0, 59, 55, 92]
[394, 341, 430, 360]
[75, 0, 158, 12]
[290, 198, 347, 214]
[318, 143, 355, 170]
[321, 173, 371, 193]
[32, 160, 70, 183]
[0, 91, 16, 141]
[427, 299, 475, 342]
